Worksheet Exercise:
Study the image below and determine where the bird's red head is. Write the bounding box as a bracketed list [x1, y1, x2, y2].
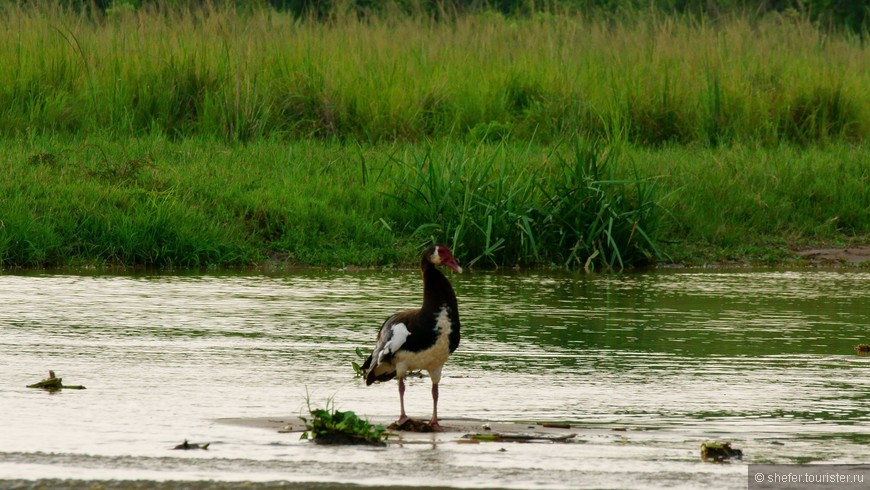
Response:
[429, 245, 463, 273]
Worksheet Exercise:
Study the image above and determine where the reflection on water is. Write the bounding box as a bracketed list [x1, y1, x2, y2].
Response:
[1, 269, 868, 488]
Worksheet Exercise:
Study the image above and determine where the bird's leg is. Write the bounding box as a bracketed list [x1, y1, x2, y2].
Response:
[397, 377, 410, 425]
[427, 367, 444, 430]
[429, 382, 442, 430]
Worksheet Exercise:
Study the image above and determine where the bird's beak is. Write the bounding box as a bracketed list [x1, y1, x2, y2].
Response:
[443, 257, 463, 274]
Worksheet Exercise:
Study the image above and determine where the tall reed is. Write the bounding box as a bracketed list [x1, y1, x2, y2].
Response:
[1, 3, 866, 146]
[385, 138, 661, 270]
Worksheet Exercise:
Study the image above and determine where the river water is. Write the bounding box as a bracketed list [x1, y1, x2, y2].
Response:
[1, 269, 868, 489]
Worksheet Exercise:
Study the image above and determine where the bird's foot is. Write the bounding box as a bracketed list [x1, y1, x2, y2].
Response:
[389, 418, 437, 432]
[428, 419, 444, 431]
[396, 415, 411, 426]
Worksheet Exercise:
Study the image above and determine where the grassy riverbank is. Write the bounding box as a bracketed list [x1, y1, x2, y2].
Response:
[3, 136, 867, 269]
[0, 3, 867, 269]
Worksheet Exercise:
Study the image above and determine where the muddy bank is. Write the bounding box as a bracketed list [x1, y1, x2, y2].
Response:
[795, 246, 870, 265]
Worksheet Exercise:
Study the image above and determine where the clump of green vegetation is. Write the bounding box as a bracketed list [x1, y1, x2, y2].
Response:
[537, 139, 660, 270]
[387, 138, 661, 270]
[351, 347, 366, 377]
[301, 397, 387, 447]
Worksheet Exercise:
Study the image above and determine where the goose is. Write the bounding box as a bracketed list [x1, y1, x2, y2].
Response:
[361, 244, 462, 429]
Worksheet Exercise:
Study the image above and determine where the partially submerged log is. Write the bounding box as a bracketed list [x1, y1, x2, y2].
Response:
[26, 371, 85, 391]
[173, 440, 210, 450]
[701, 441, 743, 462]
[27, 377, 63, 390]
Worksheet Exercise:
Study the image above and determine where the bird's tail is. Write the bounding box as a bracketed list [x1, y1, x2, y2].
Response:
[361, 353, 397, 386]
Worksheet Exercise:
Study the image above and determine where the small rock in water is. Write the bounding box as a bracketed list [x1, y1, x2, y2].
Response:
[855, 344, 870, 354]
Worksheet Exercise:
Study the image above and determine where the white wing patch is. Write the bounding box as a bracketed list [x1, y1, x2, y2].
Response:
[392, 308, 452, 380]
[377, 323, 411, 363]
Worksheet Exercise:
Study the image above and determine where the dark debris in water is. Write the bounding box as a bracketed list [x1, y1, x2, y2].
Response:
[173, 440, 210, 450]
[26, 371, 85, 391]
[700, 441, 743, 462]
[855, 344, 870, 354]
[311, 433, 386, 447]
[540, 422, 572, 429]
[462, 432, 578, 443]
[387, 418, 436, 432]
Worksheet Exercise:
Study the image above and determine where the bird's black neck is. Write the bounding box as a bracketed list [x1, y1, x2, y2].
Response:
[421, 262, 458, 315]
[420, 256, 461, 354]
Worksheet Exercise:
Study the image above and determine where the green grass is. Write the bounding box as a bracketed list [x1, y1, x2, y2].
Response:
[2, 135, 867, 270]
[0, 135, 665, 270]
[0, 3, 867, 146]
[1, 4, 867, 269]
[635, 143, 870, 264]
[0, 136, 410, 268]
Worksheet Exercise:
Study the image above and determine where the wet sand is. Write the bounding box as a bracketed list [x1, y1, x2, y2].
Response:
[0, 480, 460, 490]
[216, 416, 591, 440]
[0, 418, 649, 490]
